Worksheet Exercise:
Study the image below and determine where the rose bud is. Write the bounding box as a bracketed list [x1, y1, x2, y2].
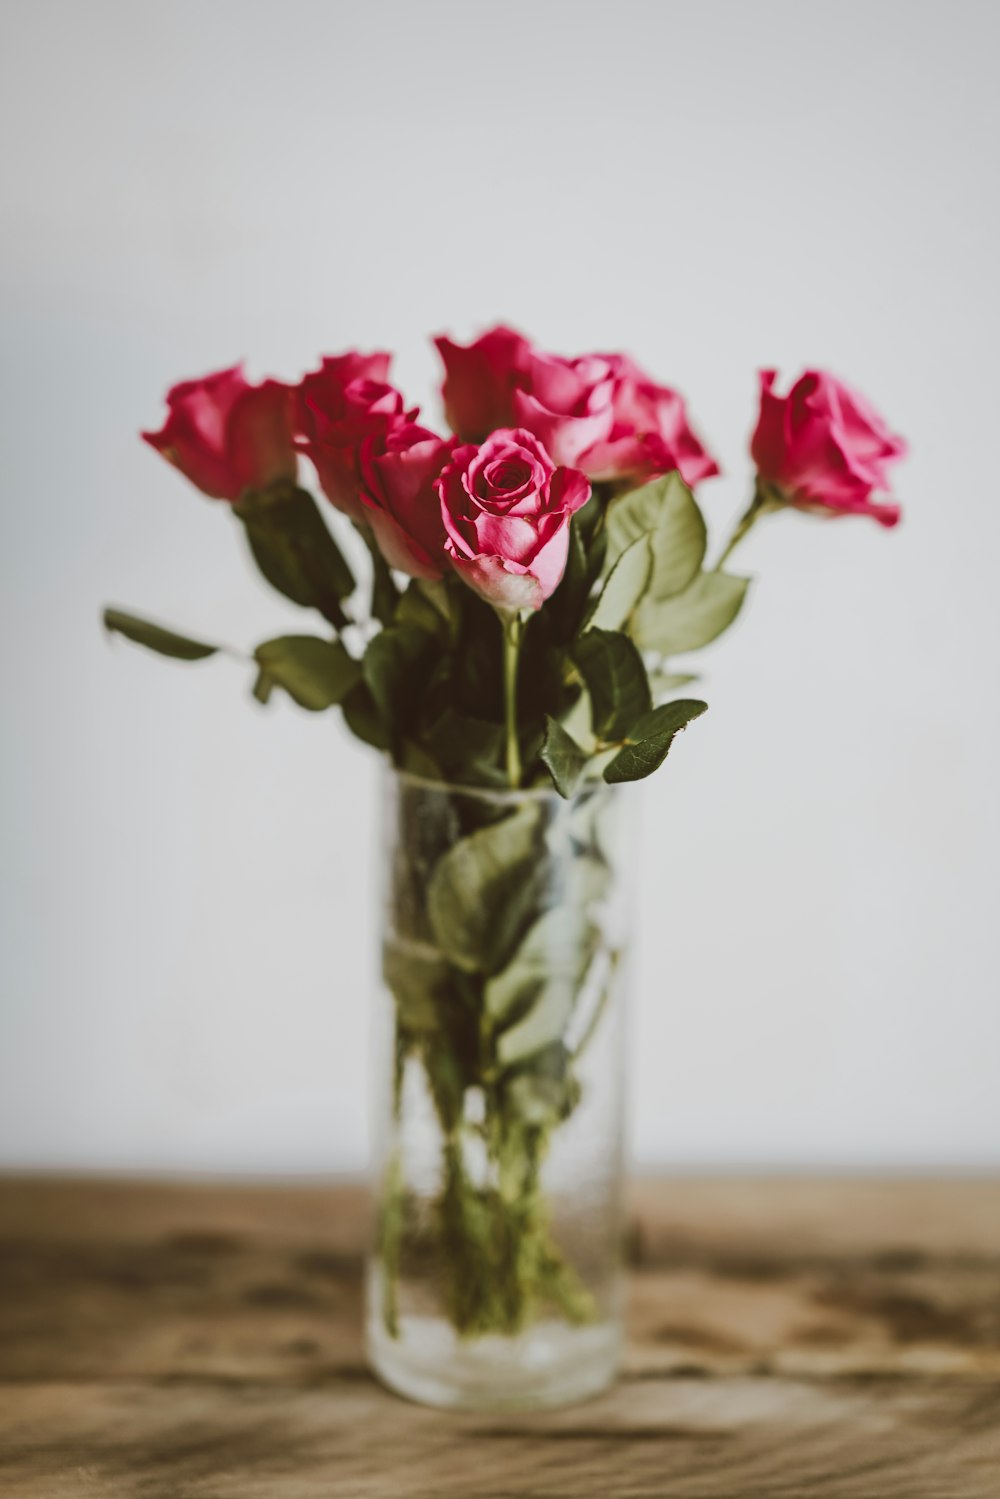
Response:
[357, 421, 454, 580]
[437, 428, 590, 611]
[141, 365, 297, 501]
[434, 325, 532, 441]
[751, 370, 906, 526]
[295, 366, 416, 524]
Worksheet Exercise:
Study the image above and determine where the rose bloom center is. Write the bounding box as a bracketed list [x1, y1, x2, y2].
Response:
[481, 456, 535, 495]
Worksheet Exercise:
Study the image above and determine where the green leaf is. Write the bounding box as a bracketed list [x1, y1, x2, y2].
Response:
[571, 959, 618, 1061]
[501, 1043, 580, 1127]
[605, 472, 707, 601]
[565, 851, 613, 913]
[423, 1041, 468, 1135]
[570, 628, 652, 742]
[424, 709, 506, 786]
[575, 488, 603, 552]
[397, 740, 441, 780]
[632, 697, 709, 737]
[340, 680, 390, 750]
[102, 608, 219, 661]
[485, 905, 595, 1024]
[427, 804, 545, 973]
[651, 670, 699, 700]
[632, 569, 749, 655]
[498, 988, 579, 1067]
[584, 535, 652, 633]
[358, 525, 400, 627]
[362, 623, 436, 742]
[253, 635, 360, 711]
[417, 577, 453, 626]
[566, 786, 618, 860]
[540, 716, 589, 799]
[251, 670, 274, 704]
[545, 518, 590, 643]
[382, 937, 453, 1034]
[488, 907, 599, 1066]
[235, 484, 355, 627]
[604, 698, 708, 783]
[396, 580, 448, 638]
[582, 527, 608, 596]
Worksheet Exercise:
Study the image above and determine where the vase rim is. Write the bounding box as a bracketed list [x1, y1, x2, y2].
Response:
[388, 763, 613, 806]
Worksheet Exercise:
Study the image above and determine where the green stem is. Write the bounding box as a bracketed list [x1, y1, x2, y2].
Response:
[501, 611, 523, 789]
[714, 482, 778, 571]
[357, 524, 400, 626]
[438, 1109, 596, 1337]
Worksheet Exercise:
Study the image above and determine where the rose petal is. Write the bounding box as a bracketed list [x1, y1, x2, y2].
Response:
[445, 549, 544, 611]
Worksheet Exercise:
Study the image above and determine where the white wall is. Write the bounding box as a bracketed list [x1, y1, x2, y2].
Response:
[1, 0, 998, 1174]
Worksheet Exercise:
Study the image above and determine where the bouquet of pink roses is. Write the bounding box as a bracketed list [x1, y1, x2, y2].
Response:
[108, 327, 903, 796]
[106, 329, 905, 1382]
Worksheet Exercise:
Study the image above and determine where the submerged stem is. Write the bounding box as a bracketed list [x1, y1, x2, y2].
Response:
[437, 1108, 596, 1338]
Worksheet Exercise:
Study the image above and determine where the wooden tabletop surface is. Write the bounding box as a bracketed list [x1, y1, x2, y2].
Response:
[1, 1176, 998, 1498]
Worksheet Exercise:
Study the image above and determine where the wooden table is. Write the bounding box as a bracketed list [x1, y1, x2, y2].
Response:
[1, 1177, 998, 1497]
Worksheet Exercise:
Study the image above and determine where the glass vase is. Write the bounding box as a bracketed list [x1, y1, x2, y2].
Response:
[365, 766, 631, 1410]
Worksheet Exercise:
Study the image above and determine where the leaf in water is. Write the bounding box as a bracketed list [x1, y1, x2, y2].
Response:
[605, 472, 707, 601]
[427, 804, 545, 974]
[422, 1039, 468, 1134]
[489, 908, 599, 1067]
[540, 716, 589, 799]
[102, 608, 219, 661]
[486, 905, 596, 1022]
[382, 937, 454, 1033]
[253, 635, 360, 711]
[570, 628, 652, 742]
[565, 852, 612, 915]
[584, 535, 652, 633]
[604, 698, 708, 783]
[633, 570, 749, 655]
[501, 1043, 580, 1127]
[569, 952, 619, 1060]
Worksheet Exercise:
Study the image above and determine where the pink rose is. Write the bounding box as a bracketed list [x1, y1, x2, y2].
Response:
[301, 350, 391, 390]
[357, 422, 453, 580]
[142, 365, 296, 501]
[751, 370, 906, 527]
[514, 350, 719, 486]
[294, 362, 417, 524]
[584, 354, 720, 487]
[434, 325, 532, 441]
[437, 429, 590, 611]
[511, 350, 617, 469]
[436, 331, 719, 488]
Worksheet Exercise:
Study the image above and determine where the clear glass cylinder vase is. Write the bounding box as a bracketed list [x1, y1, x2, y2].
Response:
[366, 766, 632, 1410]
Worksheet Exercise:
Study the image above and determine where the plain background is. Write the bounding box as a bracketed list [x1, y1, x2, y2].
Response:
[1, 0, 998, 1175]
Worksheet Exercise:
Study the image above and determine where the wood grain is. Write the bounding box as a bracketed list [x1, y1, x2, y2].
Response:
[1, 1175, 998, 1497]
